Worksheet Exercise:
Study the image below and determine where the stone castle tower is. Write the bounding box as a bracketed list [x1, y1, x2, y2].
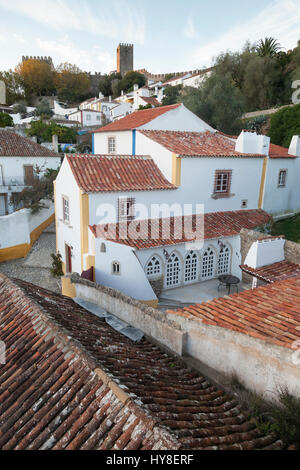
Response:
[22, 56, 55, 71]
[117, 43, 134, 77]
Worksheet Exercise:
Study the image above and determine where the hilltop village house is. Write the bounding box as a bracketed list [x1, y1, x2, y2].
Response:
[55, 104, 300, 305]
[0, 130, 61, 216]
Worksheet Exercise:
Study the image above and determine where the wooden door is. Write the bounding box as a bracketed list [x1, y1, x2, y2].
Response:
[24, 165, 34, 185]
[65, 244, 72, 273]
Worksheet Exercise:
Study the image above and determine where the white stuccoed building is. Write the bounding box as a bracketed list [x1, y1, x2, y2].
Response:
[0, 130, 61, 215]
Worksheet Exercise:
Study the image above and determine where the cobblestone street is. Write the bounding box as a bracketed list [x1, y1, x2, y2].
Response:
[0, 223, 61, 293]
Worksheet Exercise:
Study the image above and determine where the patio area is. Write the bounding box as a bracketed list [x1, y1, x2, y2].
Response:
[158, 278, 252, 311]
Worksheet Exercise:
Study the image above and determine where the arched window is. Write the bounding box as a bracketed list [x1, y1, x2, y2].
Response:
[112, 261, 121, 275]
[146, 255, 162, 278]
[165, 252, 181, 288]
[184, 251, 198, 283]
[218, 244, 231, 275]
[100, 243, 106, 253]
[201, 247, 215, 280]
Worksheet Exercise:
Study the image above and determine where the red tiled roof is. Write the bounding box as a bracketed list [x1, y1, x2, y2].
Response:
[89, 209, 271, 249]
[168, 277, 300, 350]
[140, 96, 160, 107]
[139, 130, 265, 157]
[0, 274, 283, 450]
[0, 130, 60, 157]
[269, 143, 295, 159]
[240, 260, 300, 283]
[94, 104, 181, 133]
[67, 154, 176, 193]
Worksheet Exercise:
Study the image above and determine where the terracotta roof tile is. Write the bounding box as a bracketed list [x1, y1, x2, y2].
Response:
[139, 130, 266, 157]
[90, 209, 271, 249]
[94, 104, 181, 132]
[0, 275, 283, 450]
[0, 130, 60, 157]
[240, 260, 300, 283]
[168, 277, 300, 350]
[66, 154, 176, 193]
[140, 96, 160, 107]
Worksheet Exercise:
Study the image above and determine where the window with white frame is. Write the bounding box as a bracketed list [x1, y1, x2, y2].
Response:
[96, 115, 101, 121]
[86, 114, 91, 121]
[108, 136, 116, 154]
[165, 252, 181, 288]
[146, 256, 162, 278]
[184, 251, 198, 283]
[201, 247, 215, 280]
[278, 169, 287, 187]
[112, 261, 121, 275]
[118, 197, 135, 221]
[62, 196, 70, 224]
[217, 244, 231, 275]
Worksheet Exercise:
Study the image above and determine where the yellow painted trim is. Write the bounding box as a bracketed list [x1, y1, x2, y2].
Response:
[0, 243, 30, 262]
[62, 261, 66, 275]
[0, 213, 55, 263]
[172, 153, 181, 187]
[61, 276, 76, 298]
[53, 180, 58, 253]
[141, 299, 159, 308]
[258, 157, 268, 209]
[30, 214, 55, 245]
[80, 191, 90, 272]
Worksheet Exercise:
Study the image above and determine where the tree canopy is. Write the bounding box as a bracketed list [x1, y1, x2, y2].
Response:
[268, 104, 300, 147]
[26, 120, 77, 143]
[0, 113, 14, 128]
[54, 63, 91, 103]
[16, 59, 54, 99]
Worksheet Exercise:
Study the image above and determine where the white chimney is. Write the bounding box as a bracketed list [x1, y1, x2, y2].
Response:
[52, 134, 59, 153]
[99, 91, 104, 99]
[121, 90, 124, 96]
[133, 84, 139, 91]
[288, 135, 300, 157]
[109, 96, 112, 102]
[155, 86, 159, 96]
[235, 130, 270, 156]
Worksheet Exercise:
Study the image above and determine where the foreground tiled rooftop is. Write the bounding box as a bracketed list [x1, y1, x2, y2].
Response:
[0, 130, 60, 157]
[0, 275, 283, 450]
[94, 104, 181, 132]
[139, 130, 295, 159]
[168, 277, 300, 350]
[89, 209, 270, 249]
[240, 260, 300, 283]
[67, 154, 176, 193]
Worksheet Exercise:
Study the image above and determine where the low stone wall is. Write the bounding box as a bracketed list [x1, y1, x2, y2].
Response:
[68, 274, 186, 356]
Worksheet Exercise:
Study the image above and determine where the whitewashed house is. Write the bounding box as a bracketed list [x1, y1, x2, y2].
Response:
[68, 109, 103, 127]
[0, 130, 61, 215]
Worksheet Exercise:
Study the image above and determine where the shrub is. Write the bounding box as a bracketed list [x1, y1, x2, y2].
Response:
[0, 112, 13, 128]
[268, 104, 300, 147]
[51, 252, 64, 278]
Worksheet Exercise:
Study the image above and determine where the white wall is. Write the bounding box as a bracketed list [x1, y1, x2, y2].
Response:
[0, 155, 61, 214]
[136, 236, 241, 291]
[139, 105, 214, 132]
[0, 202, 54, 250]
[93, 239, 156, 301]
[93, 130, 133, 155]
[263, 158, 300, 215]
[55, 159, 82, 274]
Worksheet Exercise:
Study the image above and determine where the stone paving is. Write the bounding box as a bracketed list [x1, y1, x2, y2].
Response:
[0, 222, 61, 293]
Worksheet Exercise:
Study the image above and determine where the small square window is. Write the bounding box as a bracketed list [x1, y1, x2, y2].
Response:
[108, 137, 116, 154]
[118, 197, 135, 221]
[241, 200, 248, 209]
[86, 114, 91, 121]
[214, 170, 232, 196]
[112, 261, 121, 275]
[278, 170, 287, 187]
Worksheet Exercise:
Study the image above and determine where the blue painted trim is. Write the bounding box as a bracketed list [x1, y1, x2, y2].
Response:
[92, 133, 95, 154]
[132, 129, 136, 155]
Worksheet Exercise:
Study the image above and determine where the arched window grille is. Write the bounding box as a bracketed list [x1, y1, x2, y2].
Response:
[165, 252, 181, 288]
[201, 247, 215, 280]
[146, 255, 162, 278]
[184, 251, 198, 283]
[218, 244, 231, 275]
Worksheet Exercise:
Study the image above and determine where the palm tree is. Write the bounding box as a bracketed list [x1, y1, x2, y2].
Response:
[256, 37, 282, 57]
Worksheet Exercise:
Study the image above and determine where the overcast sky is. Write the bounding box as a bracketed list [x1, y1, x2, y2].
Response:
[0, 0, 300, 73]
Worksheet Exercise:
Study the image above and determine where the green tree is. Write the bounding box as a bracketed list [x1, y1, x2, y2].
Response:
[162, 85, 182, 106]
[0, 112, 14, 127]
[54, 63, 91, 103]
[16, 59, 54, 99]
[119, 71, 146, 94]
[268, 104, 300, 147]
[256, 37, 282, 57]
[181, 73, 246, 134]
[13, 101, 27, 115]
[0, 70, 25, 105]
[35, 99, 53, 118]
[26, 120, 77, 143]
